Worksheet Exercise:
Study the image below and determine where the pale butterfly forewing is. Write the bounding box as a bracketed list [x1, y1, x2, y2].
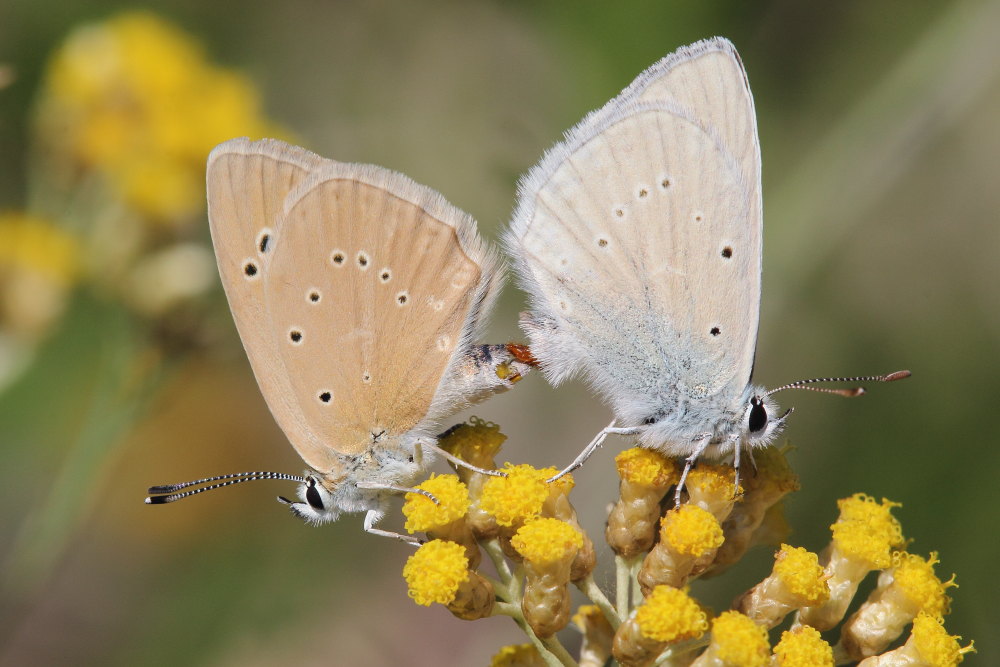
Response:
[264, 164, 498, 457]
[206, 138, 337, 471]
[629, 40, 761, 190]
[509, 37, 760, 421]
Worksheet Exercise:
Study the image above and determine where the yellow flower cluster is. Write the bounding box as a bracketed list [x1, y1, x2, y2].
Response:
[403, 474, 470, 532]
[402, 539, 470, 606]
[773, 625, 834, 666]
[692, 611, 770, 667]
[38, 11, 280, 225]
[396, 424, 971, 667]
[634, 585, 708, 642]
[479, 463, 554, 527]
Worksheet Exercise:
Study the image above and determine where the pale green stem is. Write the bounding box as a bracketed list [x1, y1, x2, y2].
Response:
[481, 572, 511, 601]
[2, 305, 168, 599]
[483, 537, 514, 584]
[629, 557, 643, 606]
[494, 602, 576, 667]
[615, 554, 631, 619]
[575, 574, 621, 629]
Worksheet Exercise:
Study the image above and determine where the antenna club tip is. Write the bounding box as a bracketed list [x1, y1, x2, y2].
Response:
[146, 495, 170, 505]
[885, 370, 912, 382]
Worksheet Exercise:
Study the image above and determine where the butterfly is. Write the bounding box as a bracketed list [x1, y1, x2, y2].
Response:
[504, 37, 908, 502]
[147, 138, 534, 541]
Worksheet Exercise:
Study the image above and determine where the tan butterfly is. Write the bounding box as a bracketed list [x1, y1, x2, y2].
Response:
[147, 138, 533, 540]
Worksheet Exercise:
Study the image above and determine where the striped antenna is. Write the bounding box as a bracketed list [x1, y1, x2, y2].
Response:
[145, 471, 305, 504]
[764, 370, 911, 398]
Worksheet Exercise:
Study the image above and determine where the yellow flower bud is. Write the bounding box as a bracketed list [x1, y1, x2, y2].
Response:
[736, 544, 829, 628]
[512, 518, 583, 638]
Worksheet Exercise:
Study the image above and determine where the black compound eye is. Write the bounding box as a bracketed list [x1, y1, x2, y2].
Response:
[305, 480, 325, 510]
[748, 397, 768, 433]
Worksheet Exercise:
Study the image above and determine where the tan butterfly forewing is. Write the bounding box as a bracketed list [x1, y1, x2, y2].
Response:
[206, 138, 341, 472]
[264, 164, 484, 456]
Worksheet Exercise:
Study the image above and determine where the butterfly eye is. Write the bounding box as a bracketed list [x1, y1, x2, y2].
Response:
[748, 397, 767, 433]
[305, 479, 325, 510]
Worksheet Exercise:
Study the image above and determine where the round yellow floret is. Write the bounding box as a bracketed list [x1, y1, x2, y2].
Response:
[661, 504, 724, 557]
[773, 625, 833, 666]
[774, 545, 830, 605]
[911, 612, 973, 667]
[479, 464, 550, 526]
[686, 464, 741, 498]
[402, 540, 469, 606]
[402, 474, 470, 533]
[511, 518, 583, 565]
[439, 417, 507, 461]
[711, 611, 770, 667]
[634, 585, 708, 643]
[831, 494, 904, 568]
[490, 643, 544, 666]
[615, 448, 678, 487]
[892, 552, 952, 617]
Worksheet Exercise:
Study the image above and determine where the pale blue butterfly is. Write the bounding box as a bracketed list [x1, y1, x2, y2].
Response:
[505, 37, 908, 502]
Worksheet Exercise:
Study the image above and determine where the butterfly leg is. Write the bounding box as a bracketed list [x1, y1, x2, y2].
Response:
[547, 420, 641, 483]
[733, 441, 741, 492]
[675, 435, 713, 507]
[732, 440, 748, 500]
[363, 508, 423, 546]
[423, 440, 506, 477]
[745, 445, 758, 474]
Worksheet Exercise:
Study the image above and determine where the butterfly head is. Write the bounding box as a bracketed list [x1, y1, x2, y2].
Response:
[741, 389, 791, 448]
[278, 473, 344, 525]
[740, 370, 912, 448]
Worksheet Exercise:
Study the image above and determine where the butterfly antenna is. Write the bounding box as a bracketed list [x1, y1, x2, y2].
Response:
[764, 370, 911, 398]
[145, 471, 306, 504]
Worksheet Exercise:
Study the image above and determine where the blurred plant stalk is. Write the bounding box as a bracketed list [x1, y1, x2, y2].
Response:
[0, 9, 283, 625]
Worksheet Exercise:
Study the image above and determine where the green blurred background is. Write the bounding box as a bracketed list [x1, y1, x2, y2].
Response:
[1, 1, 996, 664]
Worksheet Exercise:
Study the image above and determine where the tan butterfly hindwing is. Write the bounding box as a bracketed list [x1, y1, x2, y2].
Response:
[206, 138, 342, 473]
[264, 163, 501, 456]
[508, 37, 761, 415]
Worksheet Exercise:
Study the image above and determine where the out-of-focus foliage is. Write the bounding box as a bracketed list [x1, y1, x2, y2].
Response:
[0, 1, 996, 665]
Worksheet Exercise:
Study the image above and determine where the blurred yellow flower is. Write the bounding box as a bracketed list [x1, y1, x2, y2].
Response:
[38, 11, 280, 225]
[0, 212, 79, 339]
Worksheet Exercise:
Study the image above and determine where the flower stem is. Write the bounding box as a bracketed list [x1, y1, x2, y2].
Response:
[484, 537, 514, 583]
[615, 554, 630, 618]
[575, 574, 621, 629]
[494, 602, 575, 667]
